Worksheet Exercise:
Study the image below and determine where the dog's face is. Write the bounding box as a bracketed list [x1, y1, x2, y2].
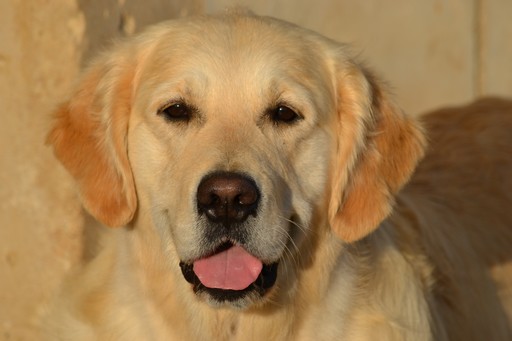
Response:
[128, 17, 336, 306]
[48, 14, 425, 309]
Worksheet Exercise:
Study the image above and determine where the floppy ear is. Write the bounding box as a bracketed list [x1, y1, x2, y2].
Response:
[328, 61, 426, 242]
[47, 54, 137, 227]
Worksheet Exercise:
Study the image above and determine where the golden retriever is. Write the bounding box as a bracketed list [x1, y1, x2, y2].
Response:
[45, 12, 512, 340]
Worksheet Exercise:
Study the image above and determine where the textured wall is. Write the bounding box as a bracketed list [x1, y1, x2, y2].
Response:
[0, 2, 84, 339]
[0, 0, 510, 339]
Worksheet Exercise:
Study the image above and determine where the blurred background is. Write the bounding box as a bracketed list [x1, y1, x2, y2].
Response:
[1, 0, 511, 339]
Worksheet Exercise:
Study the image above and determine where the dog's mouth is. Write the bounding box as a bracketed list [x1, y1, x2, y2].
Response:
[179, 241, 278, 304]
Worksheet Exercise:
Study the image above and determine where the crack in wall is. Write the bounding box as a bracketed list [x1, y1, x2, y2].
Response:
[473, 0, 486, 97]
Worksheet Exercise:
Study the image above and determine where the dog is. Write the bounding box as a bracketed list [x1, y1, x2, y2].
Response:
[45, 12, 512, 340]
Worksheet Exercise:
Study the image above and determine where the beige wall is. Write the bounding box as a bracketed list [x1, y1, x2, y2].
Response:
[0, 0, 510, 339]
[207, 0, 512, 114]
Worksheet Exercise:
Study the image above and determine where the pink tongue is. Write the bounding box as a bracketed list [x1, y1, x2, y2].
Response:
[193, 245, 263, 290]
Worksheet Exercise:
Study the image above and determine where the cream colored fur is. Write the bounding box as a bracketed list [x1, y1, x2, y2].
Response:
[45, 13, 512, 340]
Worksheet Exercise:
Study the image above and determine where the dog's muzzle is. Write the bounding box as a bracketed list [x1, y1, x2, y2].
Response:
[179, 172, 278, 303]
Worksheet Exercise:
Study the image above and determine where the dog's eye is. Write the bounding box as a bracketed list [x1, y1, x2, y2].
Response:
[269, 106, 300, 124]
[158, 103, 192, 122]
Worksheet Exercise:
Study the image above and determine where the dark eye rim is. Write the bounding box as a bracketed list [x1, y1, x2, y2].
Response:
[157, 101, 195, 122]
[267, 104, 302, 125]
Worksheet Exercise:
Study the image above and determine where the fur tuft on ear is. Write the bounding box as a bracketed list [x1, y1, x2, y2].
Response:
[328, 62, 426, 242]
[47, 55, 137, 227]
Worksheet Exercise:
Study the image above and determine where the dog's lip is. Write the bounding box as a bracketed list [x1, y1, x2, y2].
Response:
[198, 240, 236, 259]
[183, 239, 276, 264]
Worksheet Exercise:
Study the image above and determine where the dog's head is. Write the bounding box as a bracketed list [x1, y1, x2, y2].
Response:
[48, 14, 425, 309]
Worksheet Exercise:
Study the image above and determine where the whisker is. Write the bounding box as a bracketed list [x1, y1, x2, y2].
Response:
[282, 215, 311, 234]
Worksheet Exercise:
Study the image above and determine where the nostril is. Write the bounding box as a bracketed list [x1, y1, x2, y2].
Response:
[207, 193, 221, 206]
[238, 184, 259, 205]
[196, 172, 260, 224]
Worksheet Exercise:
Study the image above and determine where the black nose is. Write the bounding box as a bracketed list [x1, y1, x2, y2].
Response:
[196, 172, 260, 225]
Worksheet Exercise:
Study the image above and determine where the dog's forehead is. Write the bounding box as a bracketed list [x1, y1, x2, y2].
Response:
[136, 16, 334, 112]
[151, 15, 322, 67]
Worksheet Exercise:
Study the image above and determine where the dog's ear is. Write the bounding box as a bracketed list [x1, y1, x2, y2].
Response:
[47, 53, 137, 227]
[328, 61, 426, 242]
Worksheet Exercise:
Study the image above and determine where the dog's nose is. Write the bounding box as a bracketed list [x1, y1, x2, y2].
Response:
[197, 172, 260, 225]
